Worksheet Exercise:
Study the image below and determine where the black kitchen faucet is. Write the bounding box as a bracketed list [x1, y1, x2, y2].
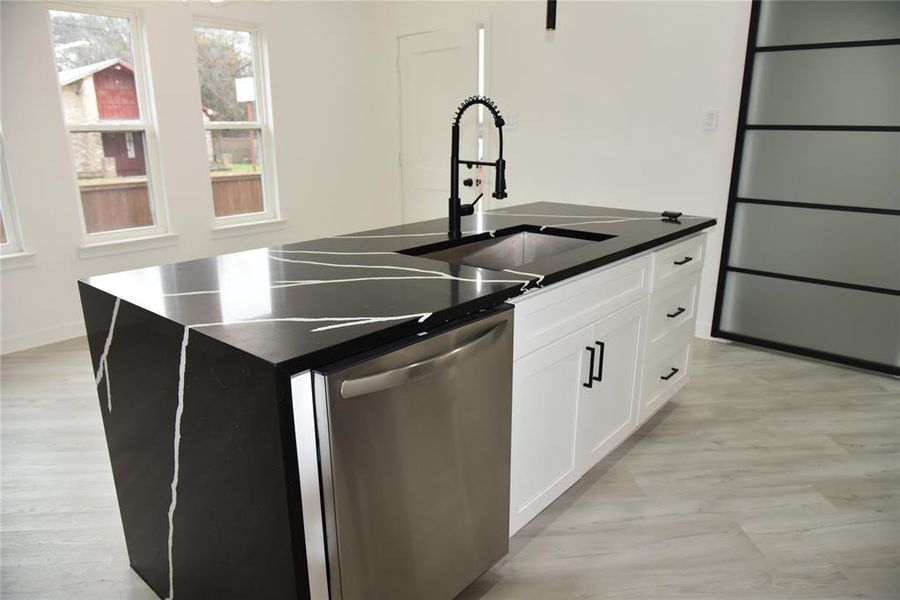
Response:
[448, 95, 508, 239]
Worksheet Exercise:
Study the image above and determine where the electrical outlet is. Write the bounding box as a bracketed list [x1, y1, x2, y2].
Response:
[505, 112, 519, 130]
[703, 109, 719, 132]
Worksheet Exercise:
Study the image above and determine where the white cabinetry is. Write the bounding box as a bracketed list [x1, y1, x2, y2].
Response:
[509, 233, 706, 536]
[509, 298, 647, 534]
[576, 299, 647, 473]
[639, 234, 707, 425]
[509, 326, 591, 532]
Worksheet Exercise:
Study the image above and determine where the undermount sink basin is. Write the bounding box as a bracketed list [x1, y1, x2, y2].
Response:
[402, 226, 616, 271]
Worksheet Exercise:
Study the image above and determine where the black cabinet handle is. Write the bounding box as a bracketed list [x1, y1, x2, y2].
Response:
[583, 346, 596, 388]
[592, 341, 605, 382]
[673, 256, 693, 266]
[666, 307, 686, 319]
[660, 367, 679, 381]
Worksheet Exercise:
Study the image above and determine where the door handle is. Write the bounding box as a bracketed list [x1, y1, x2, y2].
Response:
[673, 256, 693, 266]
[340, 320, 507, 398]
[583, 346, 596, 388]
[666, 307, 686, 318]
[592, 341, 605, 382]
[660, 367, 679, 381]
[463, 178, 474, 187]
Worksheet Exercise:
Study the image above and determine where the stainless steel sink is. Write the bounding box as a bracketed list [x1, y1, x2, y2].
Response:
[405, 228, 615, 271]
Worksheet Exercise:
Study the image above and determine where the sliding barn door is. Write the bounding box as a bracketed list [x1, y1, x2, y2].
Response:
[713, 0, 900, 375]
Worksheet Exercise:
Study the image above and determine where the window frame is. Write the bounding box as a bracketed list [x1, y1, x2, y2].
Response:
[0, 126, 25, 255]
[47, 2, 169, 244]
[193, 17, 279, 227]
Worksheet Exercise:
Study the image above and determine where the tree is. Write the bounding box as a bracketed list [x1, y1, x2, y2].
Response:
[194, 28, 254, 122]
[50, 10, 133, 71]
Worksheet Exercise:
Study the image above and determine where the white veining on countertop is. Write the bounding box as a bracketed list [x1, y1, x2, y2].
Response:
[165, 326, 190, 600]
[268, 254, 469, 278]
[269, 275, 529, 288]
[502, 268, 545, 290]
[310, 312, 433, 332]
[538, 216, 698, 230]
[161, 252, 531, 299]
[267, 255, 534, 286]
[163, 274, 531, 298]
[190, 312, 433, 333]
[94, 297, 120, 413]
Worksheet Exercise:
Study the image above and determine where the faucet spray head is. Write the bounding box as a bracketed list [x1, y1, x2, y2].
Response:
[493, 158, 507, 199]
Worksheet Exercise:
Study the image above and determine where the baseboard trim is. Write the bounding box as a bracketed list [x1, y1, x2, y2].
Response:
[1, 321, 85, 355]
[694, 319, 713, 340]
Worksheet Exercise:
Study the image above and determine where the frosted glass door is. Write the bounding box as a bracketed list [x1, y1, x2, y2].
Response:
[713, 0, 900, 375]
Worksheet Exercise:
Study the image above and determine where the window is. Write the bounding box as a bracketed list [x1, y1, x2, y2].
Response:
[49, 6, 166, 239]
[194, 22, 275, 223]
[0, 126, 24, 254]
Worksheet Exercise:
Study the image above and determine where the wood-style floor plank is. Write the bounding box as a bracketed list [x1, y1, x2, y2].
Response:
[1, 337, 898, 599]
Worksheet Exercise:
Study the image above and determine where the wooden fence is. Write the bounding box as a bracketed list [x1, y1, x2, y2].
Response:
[211, 173, 264, 217]
[80, 173, 263, 233]
[80, 179, 153, 234]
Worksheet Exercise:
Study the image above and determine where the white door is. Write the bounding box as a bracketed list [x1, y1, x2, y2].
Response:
[509, 326, 594, 536]
[576, 299, 647, 473]
[398, 25, 481, 224]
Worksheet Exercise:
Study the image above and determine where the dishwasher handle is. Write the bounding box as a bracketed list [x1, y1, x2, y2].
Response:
[340, 320, 508, 399]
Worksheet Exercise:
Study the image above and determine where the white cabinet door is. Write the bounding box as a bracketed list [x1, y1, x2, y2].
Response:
[575, 299, 647, 474]
[509, 326, 594, 535]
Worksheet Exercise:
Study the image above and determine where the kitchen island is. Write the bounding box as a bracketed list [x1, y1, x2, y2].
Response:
[79, 202, 715, 599]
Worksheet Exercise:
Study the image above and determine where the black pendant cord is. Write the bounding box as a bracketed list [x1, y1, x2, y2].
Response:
[546, 0, 557, 30]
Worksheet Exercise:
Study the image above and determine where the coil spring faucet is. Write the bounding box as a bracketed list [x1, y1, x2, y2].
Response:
[448, 95, 507, 239]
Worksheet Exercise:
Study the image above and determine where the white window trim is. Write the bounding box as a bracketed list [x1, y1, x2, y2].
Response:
[194, 17, 280, 228]
[0, 126, 27, 257]
[47, 2, 171, 245]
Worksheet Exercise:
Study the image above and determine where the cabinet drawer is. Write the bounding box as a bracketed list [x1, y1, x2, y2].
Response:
[647, 276, 700, 347]
[639, 336, 692, 425]
[652, 235, 705, 292]
[511, 256, 650, 360]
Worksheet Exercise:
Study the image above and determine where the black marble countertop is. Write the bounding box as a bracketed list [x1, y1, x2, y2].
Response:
[82, 202, 715, 373]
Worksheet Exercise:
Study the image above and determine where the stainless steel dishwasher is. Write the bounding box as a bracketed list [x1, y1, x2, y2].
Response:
[311, 306, 513, 600]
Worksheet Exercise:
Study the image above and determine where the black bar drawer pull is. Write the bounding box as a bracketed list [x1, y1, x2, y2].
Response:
[592, 341, 605, 382]
[673, 256, 693, 266]
[583, 346, 596, 388]
[660, 367, 680, 381]
[666, 307, 686, 319]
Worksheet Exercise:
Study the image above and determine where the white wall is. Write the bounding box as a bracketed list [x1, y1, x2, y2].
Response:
[0, 0, 400, 353]
[380, 0, 752, 336]
[1, 0, 750, 353]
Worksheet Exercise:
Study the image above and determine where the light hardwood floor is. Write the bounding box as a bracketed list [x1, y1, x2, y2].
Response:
[2, 337, 898, 599]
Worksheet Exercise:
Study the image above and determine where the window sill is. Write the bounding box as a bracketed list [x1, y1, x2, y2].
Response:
[79, 232, 179, 259]
[0, 251, 36, 271]
[212, 217, 287, 239]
